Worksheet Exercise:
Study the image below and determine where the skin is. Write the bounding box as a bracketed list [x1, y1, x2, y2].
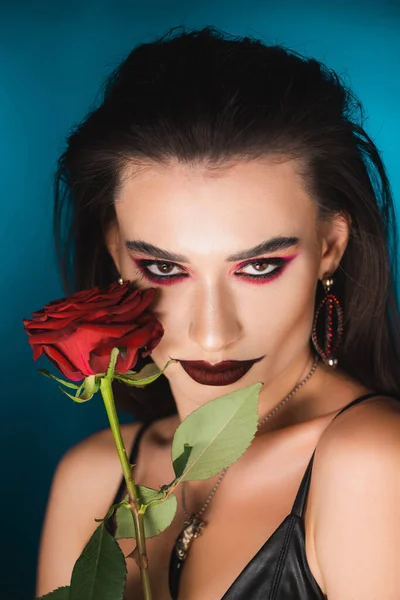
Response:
[37, 157, 400, 599]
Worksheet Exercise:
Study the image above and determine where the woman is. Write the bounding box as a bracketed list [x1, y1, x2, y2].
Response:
[37, 26, 400, 599]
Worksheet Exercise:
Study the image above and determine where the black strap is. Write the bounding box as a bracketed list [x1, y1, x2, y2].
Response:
[111, 420, 152, 505]
[291, 392, 386, 517]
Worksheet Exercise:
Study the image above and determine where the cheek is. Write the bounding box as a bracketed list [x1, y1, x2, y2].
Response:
[146, 315, 182, 375]
[235, 263, 318, 349]
[260, 277, 317, 351]
[148, 296, 191, 349]
[136, 287, 186, 365]
[271, 290, 315, 336]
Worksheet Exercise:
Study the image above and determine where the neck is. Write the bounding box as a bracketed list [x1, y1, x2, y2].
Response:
[256, 350, 318, 433]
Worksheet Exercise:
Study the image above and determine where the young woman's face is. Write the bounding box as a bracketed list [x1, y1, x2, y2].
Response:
[108, 158, 347, 411]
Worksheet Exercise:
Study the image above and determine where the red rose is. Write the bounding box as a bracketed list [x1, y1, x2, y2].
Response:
[23, 281, 164, 381]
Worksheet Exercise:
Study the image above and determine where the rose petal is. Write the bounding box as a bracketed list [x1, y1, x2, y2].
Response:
[24, 322, 78, 344]
[24, 317, 79, 331]
[76, 322, 137, 336]
[42, 345, 85, 380]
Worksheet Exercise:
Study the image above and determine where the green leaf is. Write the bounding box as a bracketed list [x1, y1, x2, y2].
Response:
[70, 523, 126, 600]
[172, 443, 193, 478]
[114, 503, 134, 539]
[114, 359, 176, 387]
[172, 382, 262, 481]
[115, 486, 177, 539]
[39, 369, 81, 390]
[35, 586, 70, 599]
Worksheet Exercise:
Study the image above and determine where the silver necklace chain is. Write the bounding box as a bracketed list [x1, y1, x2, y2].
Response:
[181, 355, 319, 519]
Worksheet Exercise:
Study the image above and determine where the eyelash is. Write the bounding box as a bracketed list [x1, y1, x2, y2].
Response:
[132, 257, 293, 286]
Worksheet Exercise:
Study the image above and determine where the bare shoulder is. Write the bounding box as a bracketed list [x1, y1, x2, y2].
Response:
[312, 394, 400, 501]
[315, 394, 400, 460]
[310, 395, 400, 597]
[50, 422, 144, 507]
[36, 421, 143, 596]
[59, 421, 144, 482]
[48, 420, 146, 529]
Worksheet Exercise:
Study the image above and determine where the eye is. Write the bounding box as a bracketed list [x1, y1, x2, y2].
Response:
[133, 260, 188, 284]
[236, 261, 280, 278]
[144, 262, 184, 277]
[234, 257, 289, 281]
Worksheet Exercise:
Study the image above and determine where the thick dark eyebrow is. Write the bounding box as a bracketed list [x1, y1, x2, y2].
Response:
[125, 236, 300, 263]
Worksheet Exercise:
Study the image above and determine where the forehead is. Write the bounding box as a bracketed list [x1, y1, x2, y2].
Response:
[115, 158, 317, 253]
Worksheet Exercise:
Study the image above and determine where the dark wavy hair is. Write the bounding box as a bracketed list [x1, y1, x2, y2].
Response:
[53, 25, 400, 421]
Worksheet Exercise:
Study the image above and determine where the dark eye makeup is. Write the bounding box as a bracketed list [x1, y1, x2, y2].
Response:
[131, 255, 297, 286]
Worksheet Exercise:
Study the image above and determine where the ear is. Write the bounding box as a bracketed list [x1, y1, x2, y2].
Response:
[105, 221, 121, 273]
[318, 211, 351, 279]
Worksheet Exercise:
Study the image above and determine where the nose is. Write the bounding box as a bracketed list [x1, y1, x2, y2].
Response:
[188, 282, 243, 354]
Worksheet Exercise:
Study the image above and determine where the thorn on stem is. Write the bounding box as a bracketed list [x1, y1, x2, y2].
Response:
[127, 546, 149, 569]
[127, 546, 140, 566]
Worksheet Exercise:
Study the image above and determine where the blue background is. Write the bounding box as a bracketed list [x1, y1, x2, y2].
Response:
[1, 2, 399, 598]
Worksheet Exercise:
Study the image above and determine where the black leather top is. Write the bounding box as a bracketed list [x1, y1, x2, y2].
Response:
[111, 392, 384, 599]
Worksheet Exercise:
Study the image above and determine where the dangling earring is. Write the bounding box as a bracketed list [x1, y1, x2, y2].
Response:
[117, 276, 124, 285]
[311, 275, 343, 368]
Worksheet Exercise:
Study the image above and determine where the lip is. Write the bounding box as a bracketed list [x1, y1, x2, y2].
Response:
[179, 357, 263, 386]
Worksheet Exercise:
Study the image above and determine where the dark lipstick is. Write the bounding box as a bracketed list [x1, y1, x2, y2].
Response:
[179, 357, 263, 386]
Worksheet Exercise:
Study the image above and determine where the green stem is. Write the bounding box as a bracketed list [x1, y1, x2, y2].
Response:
[100, 372, 153, 600]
